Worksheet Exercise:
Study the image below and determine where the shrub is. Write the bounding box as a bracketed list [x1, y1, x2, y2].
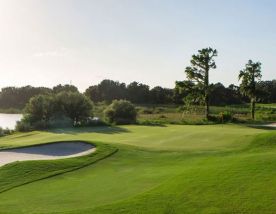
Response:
[15, 119, 32, 132]
[208, 111, 234, 123]
[0, 127, 13, 137]
[219, 111, 233, 122]
[17, 92, 94, 130]
[74, 117, 108, 127]
[104, 100, 137, 124]
[24, 94, 55, 123]
[56, 91, 93, 125]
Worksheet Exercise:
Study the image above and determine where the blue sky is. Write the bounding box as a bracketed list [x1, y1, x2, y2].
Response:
[0, 0, 275, 91]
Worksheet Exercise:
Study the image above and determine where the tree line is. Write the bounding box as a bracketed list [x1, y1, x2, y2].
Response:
[84, 80, 174, 104]
[0, 79, 275, 111]
[0, 84, 79, 110]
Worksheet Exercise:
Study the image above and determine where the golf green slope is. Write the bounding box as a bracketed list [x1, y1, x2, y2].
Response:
[0, 124, 275, 214]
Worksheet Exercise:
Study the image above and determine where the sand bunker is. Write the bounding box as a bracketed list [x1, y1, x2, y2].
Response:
[0, 142, 95, 167]
[262, 123, 276, 128]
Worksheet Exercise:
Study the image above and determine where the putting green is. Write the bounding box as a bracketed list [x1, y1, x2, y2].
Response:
[0, 124, 275, 214]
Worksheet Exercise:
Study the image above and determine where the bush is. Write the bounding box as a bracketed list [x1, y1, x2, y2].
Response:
[15, 119, 32, 132]
[0, 127, 13, 137]
[17, 91, 94, 130]
[219, 111, 233, 122]
[208, 111, 234, 123]
[56, 91, 93, 125]
[77, 117, 108, 127]
[104, 100, 137, 124]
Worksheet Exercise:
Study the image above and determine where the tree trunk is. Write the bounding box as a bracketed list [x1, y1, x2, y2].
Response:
[205, 93, 209, 119]
[205, 68, 209, 119]
[251, 98, 255, 120]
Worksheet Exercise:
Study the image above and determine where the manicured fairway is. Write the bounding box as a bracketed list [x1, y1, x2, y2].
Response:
[0, 124, 275, 214]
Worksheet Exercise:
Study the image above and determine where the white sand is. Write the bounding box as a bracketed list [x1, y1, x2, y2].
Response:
[263, 123, 276, 128]
[0, 142, 96, 167]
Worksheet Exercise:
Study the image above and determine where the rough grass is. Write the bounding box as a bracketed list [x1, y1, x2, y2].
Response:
[137, 104, 276, 124]
[0, 124, 275, 214]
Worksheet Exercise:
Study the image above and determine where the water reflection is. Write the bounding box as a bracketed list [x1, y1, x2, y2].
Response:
[0, 114, 22, 129]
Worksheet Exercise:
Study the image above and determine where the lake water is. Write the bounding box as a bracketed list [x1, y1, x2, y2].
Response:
[0, 114, 23, 129]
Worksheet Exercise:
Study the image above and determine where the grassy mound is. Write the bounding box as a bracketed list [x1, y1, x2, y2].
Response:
[0, 125, 274, 214]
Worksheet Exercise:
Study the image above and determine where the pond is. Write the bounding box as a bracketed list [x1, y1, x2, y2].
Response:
[0, 114, 23, 129]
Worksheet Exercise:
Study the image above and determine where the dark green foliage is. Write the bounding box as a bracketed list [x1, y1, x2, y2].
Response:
[219, 111, 234, 122]
[53, 84, 79, 94]
[256, 80, 276, 103]
[0, 86, 51, 110]
[174, 80, 202, 105]
[209, 83, 243, 105]
[84, 85, 102, 103]
[104, 100, 137, 124]
[16, 94, 55, 131]
[56, 91, 93, 124]
[16, 92, 93, 130]
[0, 127, 13, 137]
[88, 79, 127, 102]
[150, 86, 173, 104]
[127, 81, 150, 103]
[1, 80, 275, 114]
[85, 80, 175, 105]
[25, 94, 55, 122]
[15, 118, 33, 131]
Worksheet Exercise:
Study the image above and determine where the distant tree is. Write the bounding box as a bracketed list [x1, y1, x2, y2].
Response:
[56, 91, 93, 124]
[226, 84, 244, 104]
[185, 47, 218, 119]
[126, 82, 150, 103]
[256, 80, 276, 103]
[209, 83, 243, 106]
[104, 100, 137, 124]
[97, 79, 127, 102]
[239, 60, 262, 119]
[150, 86, 173, 104]
[53, 84, 79, 94]
[85, 85, 102, 103]
[0, 86, 51, 109]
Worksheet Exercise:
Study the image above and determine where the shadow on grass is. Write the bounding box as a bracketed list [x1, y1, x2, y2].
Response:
[48, 126, 130, 135]
[9, 132, 39, 139]
[136, 123, 167, 127]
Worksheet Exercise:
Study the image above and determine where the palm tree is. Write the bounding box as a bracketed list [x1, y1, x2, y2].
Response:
[239, 60, 262, 120]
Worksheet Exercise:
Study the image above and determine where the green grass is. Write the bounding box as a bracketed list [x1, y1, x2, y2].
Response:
[0, 141, 117, 194]
[0, 124, 275, 213]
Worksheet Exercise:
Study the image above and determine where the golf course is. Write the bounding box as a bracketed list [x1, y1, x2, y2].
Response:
[0, 124, 275, 214]
[1, 1, 276, 213]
